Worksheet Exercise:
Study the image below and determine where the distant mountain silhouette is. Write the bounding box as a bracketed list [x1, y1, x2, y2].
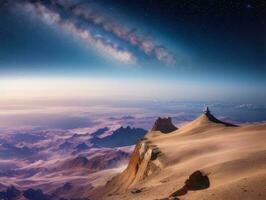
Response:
[74, 142, 89, 151]
[68, 127, 109, 139]
[63, 150, 129, 170]
[64, 156, 90, 169]
[90, 127, 109, 137]
[0, 142, 36, 159]
[59, 141, 74, 150]
[24, 188, 50, 200]
[85, 150, 129, 170]
[0, 186, 21, 200]
[90, 126, 147, 148]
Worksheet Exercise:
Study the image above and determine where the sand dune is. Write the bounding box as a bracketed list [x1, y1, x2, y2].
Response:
[90, 110, 266, 200]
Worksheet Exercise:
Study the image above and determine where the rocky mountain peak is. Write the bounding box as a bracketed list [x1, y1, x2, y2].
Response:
[151, 117, 178, 133]
[202, 106, 237, 127]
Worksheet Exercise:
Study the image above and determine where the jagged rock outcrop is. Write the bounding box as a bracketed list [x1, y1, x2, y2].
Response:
[203, 107, 237, 127]
[101, 138, 164, 195]
[170, 170, 210, 197]
[92, 117, 177, 197]
[151, 117, 177, 133]
[185, 170, 210, 190]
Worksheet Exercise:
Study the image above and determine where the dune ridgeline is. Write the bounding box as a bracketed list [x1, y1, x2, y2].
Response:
[89, 107, 266, 200]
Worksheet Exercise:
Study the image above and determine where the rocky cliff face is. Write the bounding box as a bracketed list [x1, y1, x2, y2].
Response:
[151, 117, 177, 133]
[91, 118, 176, 197]
[100, 136, 165, 196]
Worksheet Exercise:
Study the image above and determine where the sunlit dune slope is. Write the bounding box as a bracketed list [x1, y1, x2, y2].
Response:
[90, 110, 266, 200]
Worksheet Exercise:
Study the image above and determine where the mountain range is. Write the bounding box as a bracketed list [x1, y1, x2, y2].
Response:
[90, 126, 147, 148]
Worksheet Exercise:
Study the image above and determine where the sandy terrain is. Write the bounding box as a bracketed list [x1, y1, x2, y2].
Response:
[91, 112, 266, 200]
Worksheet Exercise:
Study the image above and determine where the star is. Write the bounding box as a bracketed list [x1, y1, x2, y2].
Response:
[245, 4, 252, 9]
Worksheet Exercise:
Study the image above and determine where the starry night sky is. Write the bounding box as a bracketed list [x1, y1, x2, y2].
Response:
[0, 0, 265, 102]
